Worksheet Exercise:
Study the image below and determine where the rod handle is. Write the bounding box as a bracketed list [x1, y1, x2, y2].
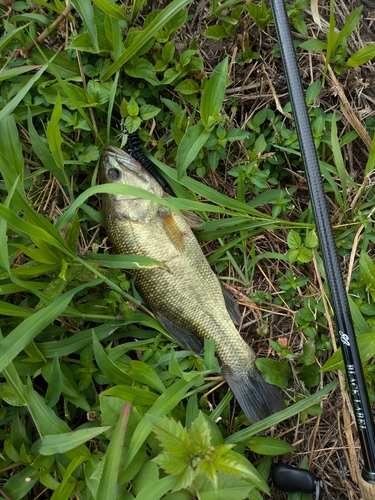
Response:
[359, 472, 375, 500]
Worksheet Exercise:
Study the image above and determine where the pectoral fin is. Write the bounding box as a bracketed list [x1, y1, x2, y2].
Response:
[156, 312, 204, 354]
[159, 209, 185, 252]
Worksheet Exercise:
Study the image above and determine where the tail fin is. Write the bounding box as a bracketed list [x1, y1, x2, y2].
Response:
[222, 365, 285, 423]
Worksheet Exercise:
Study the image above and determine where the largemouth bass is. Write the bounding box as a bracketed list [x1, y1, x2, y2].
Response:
[100, 146, 284, 422]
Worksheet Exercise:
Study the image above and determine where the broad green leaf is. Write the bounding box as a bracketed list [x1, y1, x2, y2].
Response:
[86, 253, 168, 270]
[44, 355, 62, 407]
[70, 0, 99, 53]
[92, 333, 134, 385]
[256, 358, 291, 387]
[135, 476, 176, 500]
[2, 466, 38, 498]
[299, 39, 327, 52]
[92, 0, 126, 20]
[321, 331, 375, 371]
[101, 0, 194, 80]
[203, 25, 228, 40]
[287, 229, 301, 248]
[246, 436, 296, 455]
[40, 427, 111, 455]
[176, 122, 210, 178]
[10, 13, 49, 23]
[147, 414, 192, 456]
[201, 58, 228, 129]
[128, 361, 166, 393]
[102, 386, 159, 406]
[194, 473, 252, 500]
[359, 250, 375, 301]
[174, 79, 199, 95]
[347, 44, 375, 68]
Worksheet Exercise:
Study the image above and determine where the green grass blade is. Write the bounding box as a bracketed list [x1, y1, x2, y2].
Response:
[0, 279, 103, 373]
[28, 109, 67, 185]
[96, 403, 131, 500]
[0, 64, 48, 121]
[176, 122, 210, 178]
[330, 114, 347, 209]
[135, 476, 176, 500]
[225, 379, 338, 444]
[71, 0, 99, 53]
[40, 427, 111, 455]
[92, 0, 126, 20]
[0, 115, 24, 182]
[101, 0, 194, 80]
[46, 93, 68, 185]
[123, 376, 201, 470]
[0, 204, 74, 257]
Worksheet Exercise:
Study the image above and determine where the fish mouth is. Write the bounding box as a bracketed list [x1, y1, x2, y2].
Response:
[101, 146, 141, 173]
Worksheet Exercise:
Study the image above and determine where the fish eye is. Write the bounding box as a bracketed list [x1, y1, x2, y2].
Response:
[108, 167, 121, 180]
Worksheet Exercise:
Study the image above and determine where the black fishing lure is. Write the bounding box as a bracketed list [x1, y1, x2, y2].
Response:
[122, 124, 173, 195]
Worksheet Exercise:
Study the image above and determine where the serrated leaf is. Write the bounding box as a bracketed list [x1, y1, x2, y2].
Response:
[298, 247, 313, 263]
[297, 343, 316, 366]
[153, 453, 189, 476]
[305, 230, 318, 249]
[298, 362, 320, 388]
[78, 145, 100, 163]
[140, 104, 160, 121]
[190, 411, 212, 451]
[287, 230, 301, 248]
[147, 414, 192, 457]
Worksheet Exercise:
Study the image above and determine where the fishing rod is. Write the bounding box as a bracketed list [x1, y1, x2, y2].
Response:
[268, 1, 375, 498]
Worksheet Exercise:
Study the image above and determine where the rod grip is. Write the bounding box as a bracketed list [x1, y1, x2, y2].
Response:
[359, 474, 375, 500]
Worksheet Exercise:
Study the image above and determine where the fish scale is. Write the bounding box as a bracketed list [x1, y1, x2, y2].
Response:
[100, 145, 285, 422]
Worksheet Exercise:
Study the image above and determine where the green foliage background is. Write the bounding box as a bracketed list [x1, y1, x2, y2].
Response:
[1, 0, 375, 498]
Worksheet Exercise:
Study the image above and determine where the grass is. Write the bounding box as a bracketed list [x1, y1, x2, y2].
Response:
[1, 0, 375, 498]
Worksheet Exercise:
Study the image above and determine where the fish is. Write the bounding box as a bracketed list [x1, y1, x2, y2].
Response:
[100, 145, 285, 422]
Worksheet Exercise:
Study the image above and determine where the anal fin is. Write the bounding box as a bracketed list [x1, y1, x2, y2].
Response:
[156, 312, 204, 354]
